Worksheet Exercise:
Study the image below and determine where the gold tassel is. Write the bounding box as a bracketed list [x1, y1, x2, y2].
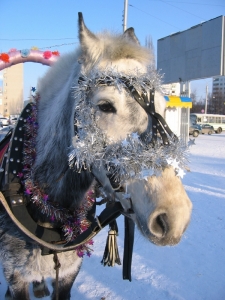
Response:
[101, 229, 121, 267]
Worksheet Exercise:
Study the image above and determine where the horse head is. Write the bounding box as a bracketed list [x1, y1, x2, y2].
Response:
[35, 13, 192, 247]
[77, 13, 192, 246]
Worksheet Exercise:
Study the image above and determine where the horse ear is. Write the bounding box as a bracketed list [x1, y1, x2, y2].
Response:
[123, 27, 140, 45]
[78, 12, 99, 59]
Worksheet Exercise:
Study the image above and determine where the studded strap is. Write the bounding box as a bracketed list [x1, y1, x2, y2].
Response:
[78, 75, 177, 144]
[124, 84, 177, 145]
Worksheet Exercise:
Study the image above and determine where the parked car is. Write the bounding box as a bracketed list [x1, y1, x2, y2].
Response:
[0, 127, 12, 142]
[11, 117, 18, 126]
[0, 117, 10, 126]
[189, 123, 202, 137]
[199, 124, 215, 135]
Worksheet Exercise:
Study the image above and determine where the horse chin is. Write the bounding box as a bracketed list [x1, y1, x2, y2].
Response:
[149, 235, 182, 247]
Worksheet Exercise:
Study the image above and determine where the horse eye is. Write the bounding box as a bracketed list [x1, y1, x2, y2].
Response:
[98, 102, 116, 113]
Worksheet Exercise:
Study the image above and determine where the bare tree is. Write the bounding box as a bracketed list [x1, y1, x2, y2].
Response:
[208, 92, 225, 114]
[145, 35, 156, 68]
[190, 89, 206, 113]
[190, 89, 197, 103]
[190, 89, 225, 114]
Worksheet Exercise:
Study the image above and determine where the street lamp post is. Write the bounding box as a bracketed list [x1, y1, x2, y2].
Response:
[123, 0, 128, 32]
[205, 84, 208, 114]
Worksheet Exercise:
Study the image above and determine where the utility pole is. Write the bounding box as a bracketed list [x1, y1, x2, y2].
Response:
[123, 0, 128, 32]
[205, 84, 208, 114]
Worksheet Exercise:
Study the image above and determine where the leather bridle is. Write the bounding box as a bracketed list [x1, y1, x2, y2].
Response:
[0, 74, 176, 282]
[78, 75, 177, 145]
[87, 75, 177, 195]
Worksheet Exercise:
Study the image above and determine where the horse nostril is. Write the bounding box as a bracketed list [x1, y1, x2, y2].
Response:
[150, 213, 169, 238]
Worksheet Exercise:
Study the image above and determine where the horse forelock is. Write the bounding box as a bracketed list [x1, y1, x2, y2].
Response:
[100, 32, 151, 62]
[81, 32, 153, 70]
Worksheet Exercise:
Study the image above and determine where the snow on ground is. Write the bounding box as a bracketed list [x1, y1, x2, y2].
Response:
[0, 133, 225, 300]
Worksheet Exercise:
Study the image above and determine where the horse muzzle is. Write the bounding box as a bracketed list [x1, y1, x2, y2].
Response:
[147, 208, 191, 246]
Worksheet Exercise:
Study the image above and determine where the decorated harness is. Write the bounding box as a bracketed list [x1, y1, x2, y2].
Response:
[0, 68, 187, 281]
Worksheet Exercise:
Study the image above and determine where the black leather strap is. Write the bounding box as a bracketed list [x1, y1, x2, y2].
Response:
[0, 104, 66, 250]
[125, 84, 176, 145]
[79, 74, 177, 145]
[0, 129, 13, 188]
[0, 104, 124, 254]
[64, 201, 123, 249]
[123, 216, 135, 281]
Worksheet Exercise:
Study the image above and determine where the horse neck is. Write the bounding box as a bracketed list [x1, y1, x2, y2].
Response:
[33, 52, 94, 207]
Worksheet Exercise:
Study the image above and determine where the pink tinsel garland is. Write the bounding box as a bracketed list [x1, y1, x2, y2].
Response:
[20, 95, 94, 257]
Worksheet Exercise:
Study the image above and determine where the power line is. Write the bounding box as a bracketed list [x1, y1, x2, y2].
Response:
[147, 1, 225, 7]
[154, 0, 207, 21]
[38, 42, 78, 49]
[0, 42, 79, 54]
[0, 38, 77, 41]
[130, 0, 217, 29]
[129, 4, 182, 30]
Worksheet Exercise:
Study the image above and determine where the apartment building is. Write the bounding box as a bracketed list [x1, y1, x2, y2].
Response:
[212, 76, 225, 97]
[162, 82, 180, 96]
[0, 64, 23, 117]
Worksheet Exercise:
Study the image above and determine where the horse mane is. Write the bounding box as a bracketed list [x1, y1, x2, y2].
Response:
[34, 49, 90, 209]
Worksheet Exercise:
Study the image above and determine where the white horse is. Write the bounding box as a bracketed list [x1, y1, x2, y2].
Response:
[0, 13, 192, 300]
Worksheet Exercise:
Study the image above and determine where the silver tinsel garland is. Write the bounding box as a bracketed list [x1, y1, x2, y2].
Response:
[69, 67, 190, 182]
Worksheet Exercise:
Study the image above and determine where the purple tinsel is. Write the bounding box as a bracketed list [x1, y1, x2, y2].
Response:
[20, 94, 95, 257]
